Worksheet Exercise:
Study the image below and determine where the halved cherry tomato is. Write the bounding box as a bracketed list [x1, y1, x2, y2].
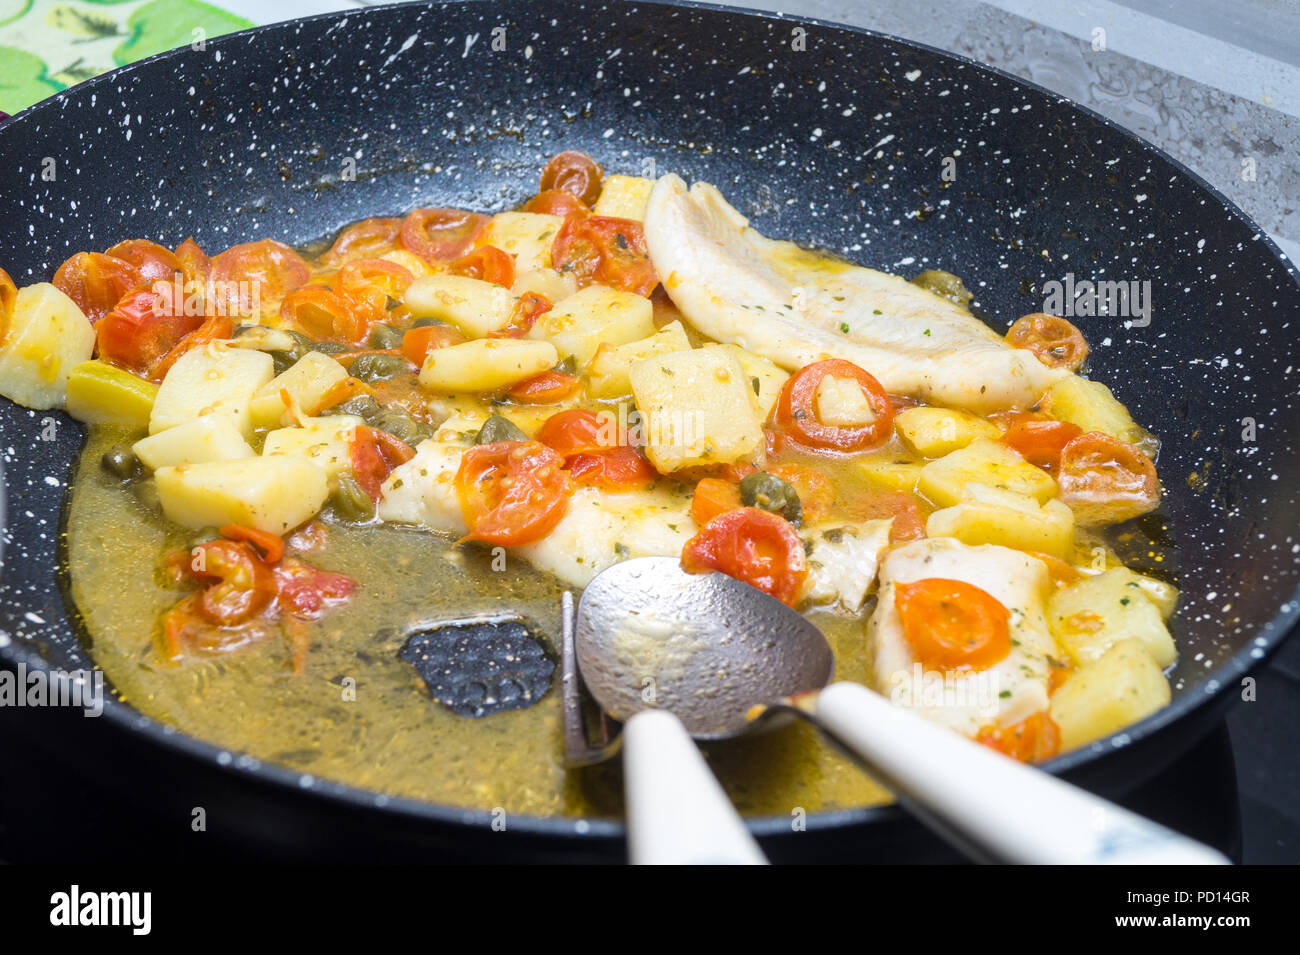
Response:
[349, 426, 416, 501]
[681, 507, 808, 606]
[1000, 413, 1082, 470]
[188, 539, 278, 626]
[174, 237, 212, 288]
[765, 464, 836, 525]
[691, 477, 744, 526]
[539, 151, 603, 205]
[401, 323, 466, 367]
[551, 214, 658, 296]
[105, 239, 182, 286]
[324, 216, 403, 264]
[1056, 431, 1159, 524]
[0, 266, 16, 343]
[491, 290, 552, 338]
[1026, 551, 1082, 588]
[773, 358, 894, 453]
[524, 189, 587, 217]
[507, 369, 581, 403]
[455, 441, 572, 546]
[281, 285, 367, 344]
[894, 578, 1011, 672]
[334, 258, 414, 326]
[842, 488, 925, 542]
[976, 711, 1061, 763]
[96, 288, 203, 377]
[273, 558, 357, 618]
[536, 408, 618, 457]
[567, 447, 657, 491]
[1006, 313, 1089, 371]
[450, 245, 515, 288]
[151, 312, 233, 382]
[53, 251, 143, 324]
[219, 524, 285, 564]
[399, 208, 489, 263]
[209, 239, 311, 318]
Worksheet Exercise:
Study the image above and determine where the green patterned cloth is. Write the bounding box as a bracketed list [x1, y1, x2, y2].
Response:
[0, 0, 253, 114]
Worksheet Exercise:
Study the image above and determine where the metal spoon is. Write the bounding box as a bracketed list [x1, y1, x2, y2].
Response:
[569, 556, 1228, 865]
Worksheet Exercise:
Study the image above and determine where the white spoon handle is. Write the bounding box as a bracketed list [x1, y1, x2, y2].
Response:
[811, 682, 1229, 865]
[623, 709, 768, 865]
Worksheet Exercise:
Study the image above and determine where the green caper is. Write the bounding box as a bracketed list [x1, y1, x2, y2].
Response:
[270, 347, 304, 375]
[101, 445, 141, 481]
[909, 269, 973, 307]
[350, 352, 409, 383]
[739, 471, 803, 527]
[555, 355, 578, 376]
[332, 395, 383, 422]
[308, 339, 349, 355]
[330, 473, 375, 522]
[411, 316, 445, 328]
[475, 414, 526, 445]
[368, 323, 404, 350]
[373, 411, 430, 445]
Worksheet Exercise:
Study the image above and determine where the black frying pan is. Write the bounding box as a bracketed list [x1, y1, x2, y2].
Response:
[1, 0, 1298, 863]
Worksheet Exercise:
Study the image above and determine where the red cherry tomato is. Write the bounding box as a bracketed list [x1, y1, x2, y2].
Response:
[507, 370, 582, 404]
[53, 251, 144, 324]
[209, 239, 310, 318]
[894, 578, 1011, 672]
[399, 208, 489, 263]
[174, 237, 212, 290]
[455, 441, 572, 546]
[151, 312, 234, 382]
[1006, 313, 1089, 370]
[350, 426, 416, 501]
[96, 287, 203, 377]
[539, 151, 603, 205]
[977, 711, 1062, 763]
[690, 478, 744, 526]
[401, 323, 465, 367]
[1056, 432, 1159, 524]
[450, 245, 515, 288]
[681, 507, 808, 606]
[536, 409, 619, 457]
[334, 258, 414, 326]
[1000, 413, 1083, 470]
[491, 291, 553, 339]
[280, 285, 367, 344]
[842, 488, 926, 542]
[773, 358, 894, 453]
[551, 214, 658, 296]
[324, 216, 403, 264]
[188, 539, 278, 626]
[105, 239, 182, 286]
[566, 446, 657, 491]
[524, 189, 587, 217]
[0, 266, 16, 343]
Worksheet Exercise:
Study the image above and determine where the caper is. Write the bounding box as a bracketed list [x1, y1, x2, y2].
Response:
[475, 414, 526, 445]
[270, 347, 303, 375]
[555, 355, 578, 376]
[332, 395, 383, 421]
[330, 473, 375, 522]
[411, 316, 445, 328]
[739, 471, 803, 527]
[350, 352, 409, 383]
[373, 411, 430, 445]
[308, 339, 349, 355]
[368, 323, 404, 350]
[101, 445, 141, 481]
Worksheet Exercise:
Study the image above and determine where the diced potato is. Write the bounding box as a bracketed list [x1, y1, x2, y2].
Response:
[419, 338, 559, 393]
[895, 406, 1000, 457]
[926, 485, 1075, 559]
[706, 344, 789, 420]
[65, 360, 158, 429]
[133, 415, 255, 470]
[1107, 567, 1178, 618]
[248, 351, 348, 429]
[511, 268, 578, 303]
[918, 438, 1057, 508]
[483, 212, 564, 273]
[528, 285, 655, 366]
[404, 274, 514, 338]
[0, 283, 95, 409]
[1049, 638, 1171, 751]
[588, 321, 692, 399]
[592, 175, 656, 221]
[261, 414, 363, 479]
[155, 455, 328, 535]
[1042, 375, 1157, 456]
[149, 344, 274, 438]
[1047, 567, 1176, 668]
[856, 454, 925, 493]
[815, 375, 879, 428]
[629, 347, 764, 472]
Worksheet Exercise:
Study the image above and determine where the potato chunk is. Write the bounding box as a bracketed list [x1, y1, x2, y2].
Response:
[261, 415, 363, 479]
[528, 285, 655, 366]
[706, 344, 789, 420]
[629, 347, 764, 472]
[1047, 567, 1177, 667]
[133, 415, 254, 470]
[918, 438, 1057, 508]
[1042, 375, 1157, 457]
[65, 360, 158, 429]
[248, 351, 348, 428]
[0, 283, 95, 410]
[418, 338, 559, 393]
[155, 455, 328, 534]
[592, 175, 656, 221]
[483, 212, 564, 273]
[1049, 638, 1171, 751]
[149, 344, 274, 438]
[856, 454, 925, 493]
[894, 406, 1000, 457]
[588, 321, 692, 399]
[926, 485, 1075, 558]
[404, 275, 513, 338]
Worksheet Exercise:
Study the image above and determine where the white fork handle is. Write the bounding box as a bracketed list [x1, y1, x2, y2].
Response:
[623, 709, 768, 865]
[811, 682, 1229, 865]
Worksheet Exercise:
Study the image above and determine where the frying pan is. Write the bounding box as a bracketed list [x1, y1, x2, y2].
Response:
[1, 0, 1297, 863]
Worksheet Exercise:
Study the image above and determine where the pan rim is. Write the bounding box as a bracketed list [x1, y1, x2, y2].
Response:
[0, 0, 1297, 842]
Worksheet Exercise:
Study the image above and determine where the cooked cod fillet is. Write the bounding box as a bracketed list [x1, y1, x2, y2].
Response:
[643, 174, 1067, 413]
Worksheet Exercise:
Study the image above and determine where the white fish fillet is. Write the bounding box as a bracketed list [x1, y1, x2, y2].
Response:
[644, 174, 1067, 413]
[867, 537, 1060, 736]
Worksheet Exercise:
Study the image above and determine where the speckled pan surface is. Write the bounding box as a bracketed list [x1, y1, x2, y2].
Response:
[1, 0, 1298, 835]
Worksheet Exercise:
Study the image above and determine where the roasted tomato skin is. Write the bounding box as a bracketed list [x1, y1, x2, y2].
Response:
[455, 441, 572, 546]
[1006, 313, 1089, 371]
[105, 239, 183, 286]
[280, 285, 366, 344]
[1056, 431, 1160, 525]
[53, 251, 144, 325]
[524, 190, 587, 218]
[450, 245, 515, 288]
[551, 214, 658, 297]
[399, 208, 489, 263]
[681, 507, 808, 606]
[893, 578, 1012, 672]
[566, 447, 657, 491]
[324, 217, 403, 264]
[209, 239, 311, 318]
[773, 358, 894, 453]
[539, 151, 603, 205]
[334, 258, 414, 326]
